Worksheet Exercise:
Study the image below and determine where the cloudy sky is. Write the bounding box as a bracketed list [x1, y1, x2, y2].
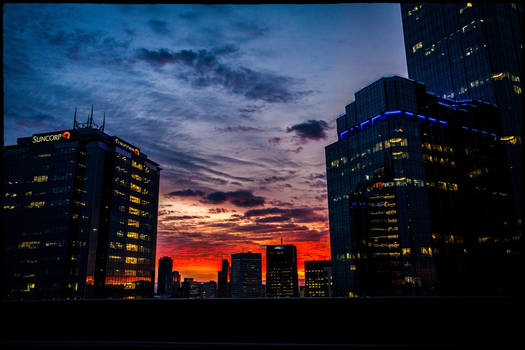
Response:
[3, 3, 408, 283]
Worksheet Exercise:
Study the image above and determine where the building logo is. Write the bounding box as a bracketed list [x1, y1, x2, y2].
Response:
[32, 131, 71, 143]
[115, 137, 140, 156]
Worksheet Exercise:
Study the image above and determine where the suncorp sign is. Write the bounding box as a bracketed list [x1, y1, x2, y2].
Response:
[32, 131, 71, 143]
[114, 137, 140, 156]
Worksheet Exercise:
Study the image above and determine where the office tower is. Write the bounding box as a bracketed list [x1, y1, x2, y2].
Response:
[266, 244, 299, 297]
[325, 76, 520, 296]
[181, 277, 200, 298]
[3, 112, 161, 299]
[304, 260, 332, 297]
[172, 270, 181, 297]
[200, 281, 217, 298]
[400, 2, 523, 221]
[230, 252, 262, 298]
[157, 257, 173, 296]
[217, 258, 230, 298]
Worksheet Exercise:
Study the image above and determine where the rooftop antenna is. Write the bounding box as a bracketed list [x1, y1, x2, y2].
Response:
[73, 107, 77, 129]
[89, 104, 94, 127]
[101, 112, 106, 131]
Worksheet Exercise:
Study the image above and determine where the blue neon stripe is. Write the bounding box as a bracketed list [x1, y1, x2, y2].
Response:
[438, 120, 448, 126]
[428, 117, 437, 123]
[417, 115, 426, 120]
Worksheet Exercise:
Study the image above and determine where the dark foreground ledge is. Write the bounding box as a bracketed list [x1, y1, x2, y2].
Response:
[1, 297, 522, 349]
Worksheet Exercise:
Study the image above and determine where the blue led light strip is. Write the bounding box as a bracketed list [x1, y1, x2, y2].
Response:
[338, 109, 498, 141]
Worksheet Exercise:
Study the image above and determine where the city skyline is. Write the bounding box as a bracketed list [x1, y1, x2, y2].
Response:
[3, 3, 409, 282]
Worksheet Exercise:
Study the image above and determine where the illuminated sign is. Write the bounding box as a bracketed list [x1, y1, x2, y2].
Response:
[114, 137, 140, 156]
[32, 131, 71, 143]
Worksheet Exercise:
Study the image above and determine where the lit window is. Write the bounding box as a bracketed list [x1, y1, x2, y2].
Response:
[132, 160, 143, 170]
[18, 241, 40, 249]
[131, 173, 142, 181]
[126, 243, 138, 252]
[28, 201, 45, 208]
[127, 232, 139, 239]
[32, 175, 48, 183]
[109, 255, 123, 261]
[412, 42, 423, 53]
[130, 183, 142, 193]
[130, 195, 140, 204]
[125, 269, 136, 276]
[128, 219, 140, 228]
[126, 257, 137, 264]
[129, 207, 140, 216]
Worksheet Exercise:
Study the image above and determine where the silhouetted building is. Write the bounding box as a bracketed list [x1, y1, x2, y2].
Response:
[3, 110, 161, 299]
[181, 278, 200, 298]
[172, 270, 181, 297]
[230, 252, 262, 298]
[217, 258, 230, 298]
[157, 257, 172, 296]
[326, 76, 520, 296]
[401, 2, 523, 222]
[266, 244, 299, 297]
[304, 260, 332, 297]
[200, 281, 217, 298]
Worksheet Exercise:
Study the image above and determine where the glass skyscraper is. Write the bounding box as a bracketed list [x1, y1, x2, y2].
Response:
[230, 252, 262, 298]
[400, 2, 523, 221]
[265, 244, 299, 298]
[3, 118, 160, 299]
[325, 76, 520, 296]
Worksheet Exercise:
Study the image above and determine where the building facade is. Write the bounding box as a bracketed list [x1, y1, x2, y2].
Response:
[3, 117, 160, 299]
[157, 257, 173, 296]
[326, 76, 520, 296]
[304, 260, 332, 297]
[230, 252, 262, 298]
[265, 244, 299, 298]
[401, 2, 523, 221]
[217, 258, 230, 298]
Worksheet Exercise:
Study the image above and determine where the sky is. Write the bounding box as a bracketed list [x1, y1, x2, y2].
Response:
[3, 3, 408, 284]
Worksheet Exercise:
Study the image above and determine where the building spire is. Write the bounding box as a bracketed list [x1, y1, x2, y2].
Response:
[90, 104, 94, 127]
[73, 107, 77, 129]
[102, 112, 106, 131]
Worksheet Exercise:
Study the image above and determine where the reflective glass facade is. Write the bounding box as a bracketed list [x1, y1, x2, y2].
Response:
[265, 244, 299, 298]
[3, 126, 160, 299]
[401, 2, 523, 221]
[230, 252, 262, 298]
[326, 76, 521, 296]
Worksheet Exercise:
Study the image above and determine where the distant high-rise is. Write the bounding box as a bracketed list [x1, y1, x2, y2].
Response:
[200, 281, 217, 299]
[230, 252, 262, 298]
[157, 257, 173, 296]
[217, 258, 230, 298]
[304, 260, 332, 297]
[266, 244, 299, 298]
[3, 111, 161, 299]
[401, 2, 523, 221]
[326, 76, 520, 296]
[172, 270, 181, 297]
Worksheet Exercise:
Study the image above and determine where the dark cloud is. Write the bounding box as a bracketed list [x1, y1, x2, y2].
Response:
[201, 190, 265, 207]
[136, 47, 309, 103]
[255, 216, 291, 224]
[260, 175, 290, 184]
[216, 126, 264, 133]
[244, 207, 326, 223]
[167, 189, 205, 197]
[268, 137, 281, 146]
[208, 208, 229, 214]
[286, 120, 329, 141]
[163, 215, 209, 220]
[148, 19, 170, 34]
